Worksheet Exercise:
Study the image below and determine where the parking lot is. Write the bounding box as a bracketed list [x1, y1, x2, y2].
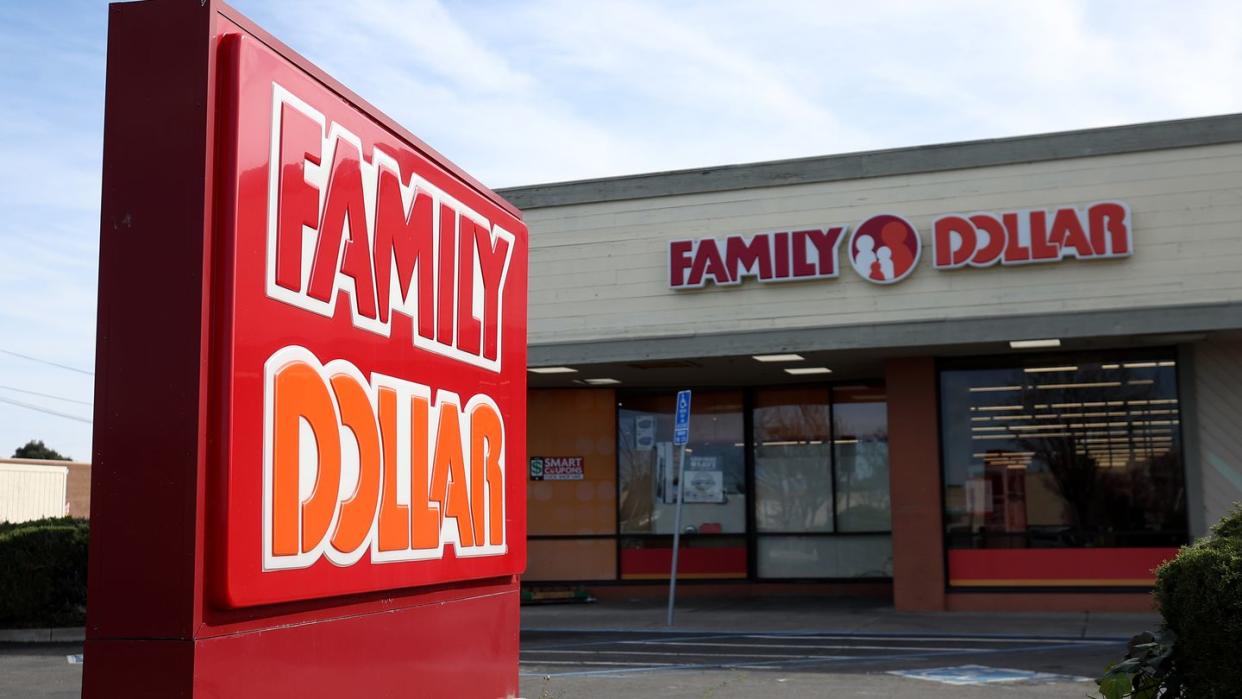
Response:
[519, 627, 1119, 697]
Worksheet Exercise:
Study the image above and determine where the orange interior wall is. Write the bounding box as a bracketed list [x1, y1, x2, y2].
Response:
[525, 389, 617, 581]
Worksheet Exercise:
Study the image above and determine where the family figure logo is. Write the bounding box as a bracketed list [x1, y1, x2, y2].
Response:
[848, 214, 921, 284]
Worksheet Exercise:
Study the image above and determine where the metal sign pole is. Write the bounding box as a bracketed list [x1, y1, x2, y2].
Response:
[667, 389, 692, 627]
[666, 441, 687, 627]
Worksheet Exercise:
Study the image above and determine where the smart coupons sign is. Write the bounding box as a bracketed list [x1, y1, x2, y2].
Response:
[668, 202, 1131, 289]
[212, 35, 527, 607]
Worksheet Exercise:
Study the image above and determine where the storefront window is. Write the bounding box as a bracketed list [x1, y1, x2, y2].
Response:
[754, 388, 833, 532]
[752, 385, 892, 579]
[757, 536, 893, 579]
[833, 386, 891, 532]
[940, 352, 1188, 553]
[618, 391, 747, 578]
[611, 385, 893, 581]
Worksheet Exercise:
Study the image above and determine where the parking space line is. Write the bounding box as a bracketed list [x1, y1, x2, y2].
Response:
[521, 626, 1133, 642]
[743, 634, 1117, 645]
[523, 649, 853, 660]
[618, 640, 993, 652]
[519, 639, 1116, 679]
[521, 631, 748, 652]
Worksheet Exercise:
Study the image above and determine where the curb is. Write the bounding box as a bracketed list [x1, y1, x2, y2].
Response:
[0, 627, 85, 643]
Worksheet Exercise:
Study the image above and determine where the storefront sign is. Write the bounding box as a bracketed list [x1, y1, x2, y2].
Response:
[669, 202, 1130, 289]
[669, 228, 845, 288]
[529, 456, 585, 481]
[89, 4, 526, 696]
[215, 34, 528, 608]
[932, 202, 1131, 269]
[846, 215, 921, 284]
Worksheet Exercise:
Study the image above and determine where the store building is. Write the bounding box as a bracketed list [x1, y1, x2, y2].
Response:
[498, 113, 1242, 612]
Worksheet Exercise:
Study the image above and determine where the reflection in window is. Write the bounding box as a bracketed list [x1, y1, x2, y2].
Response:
[752, 385, 892, 578]
[834, 386, 891, 532]
[617, 392, 746, 535]
[941, 353, 1188, 549]
[754, 388, 833, 532]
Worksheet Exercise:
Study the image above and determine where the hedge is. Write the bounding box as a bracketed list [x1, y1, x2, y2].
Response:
[0, 517, 89, 628]
[1152, 504, 1242, 697]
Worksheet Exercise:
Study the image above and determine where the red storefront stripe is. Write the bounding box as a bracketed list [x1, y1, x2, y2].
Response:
[621, 547, 747, 579]
[949, 547, 1179, 587]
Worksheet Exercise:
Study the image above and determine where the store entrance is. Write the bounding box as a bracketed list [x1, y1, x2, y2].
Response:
[753, 386, 893, 579]
[615, 385, 893, 582]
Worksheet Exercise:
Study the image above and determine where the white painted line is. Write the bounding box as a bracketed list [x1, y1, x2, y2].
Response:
[522, 649, 853, 660]
[619, 640, 995, 652]
[745, 635, 1117, 645]
[520, 660, 685, 667]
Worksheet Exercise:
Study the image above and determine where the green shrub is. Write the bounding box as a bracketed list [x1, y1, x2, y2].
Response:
[1153, 505, 1242, 698]
[0, 517, 89, 628]
[0, 516, 82, 538]
[1099, 504, 1242, 698]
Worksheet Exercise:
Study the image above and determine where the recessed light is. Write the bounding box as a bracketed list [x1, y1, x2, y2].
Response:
[529, 366, 578, 374]
[753, 353, 805, 362]
[584, 378, 621, 385]
[1010, 339, 1061, 349]
[784, 367, 832, 376]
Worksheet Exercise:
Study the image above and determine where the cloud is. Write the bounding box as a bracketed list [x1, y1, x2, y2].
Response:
[1, 0, 1241, 459]
[231, 0, 1242, 185]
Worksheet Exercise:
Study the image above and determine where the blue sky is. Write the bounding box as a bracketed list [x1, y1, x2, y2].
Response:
[0, 0, 1240, 461]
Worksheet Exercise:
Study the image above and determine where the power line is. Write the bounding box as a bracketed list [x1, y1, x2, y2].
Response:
[0, 395, 92, 424]
[0, 348, 94, 376]
[0, 385, 92, 407]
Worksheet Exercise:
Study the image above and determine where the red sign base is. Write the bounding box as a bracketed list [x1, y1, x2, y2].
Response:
[85, 579, 518, 696]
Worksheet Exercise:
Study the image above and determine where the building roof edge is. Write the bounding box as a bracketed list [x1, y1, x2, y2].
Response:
[498, 112, 1242, 209]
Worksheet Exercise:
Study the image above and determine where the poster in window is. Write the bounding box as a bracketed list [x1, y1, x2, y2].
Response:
[635, 415, 656, 449]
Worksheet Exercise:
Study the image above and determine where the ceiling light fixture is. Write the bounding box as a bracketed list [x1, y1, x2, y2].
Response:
[583, 378, 621, 385]
[529, 366, 578, 374]
[1010, 339, 1061, 349]
[753, 353, 805, 362]
[784, 367, 832, 376]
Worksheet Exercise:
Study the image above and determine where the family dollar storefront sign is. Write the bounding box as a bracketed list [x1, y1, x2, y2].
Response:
[668, 203, 1131, 289]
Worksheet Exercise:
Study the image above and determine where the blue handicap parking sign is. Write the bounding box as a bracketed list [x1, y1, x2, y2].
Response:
[673, 390, 691, 445]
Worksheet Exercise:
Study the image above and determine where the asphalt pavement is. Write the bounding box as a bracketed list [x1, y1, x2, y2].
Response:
[518, 627, 1121, 698]
[517, 595, 1152, 697]
[0, 596, 1155, 698]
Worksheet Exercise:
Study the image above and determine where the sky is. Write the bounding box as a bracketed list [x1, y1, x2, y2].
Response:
[0, 0, 1240, 461]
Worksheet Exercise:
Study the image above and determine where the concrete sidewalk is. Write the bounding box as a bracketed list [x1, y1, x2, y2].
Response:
[520, 596, 1159, 640]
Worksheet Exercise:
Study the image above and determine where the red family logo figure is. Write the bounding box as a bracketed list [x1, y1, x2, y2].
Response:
[848, 214, 921, 284]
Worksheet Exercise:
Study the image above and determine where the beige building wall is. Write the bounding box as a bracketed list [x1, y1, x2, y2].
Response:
[524, 143, 1242, 346]
[1191, 334, 1242, 530]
